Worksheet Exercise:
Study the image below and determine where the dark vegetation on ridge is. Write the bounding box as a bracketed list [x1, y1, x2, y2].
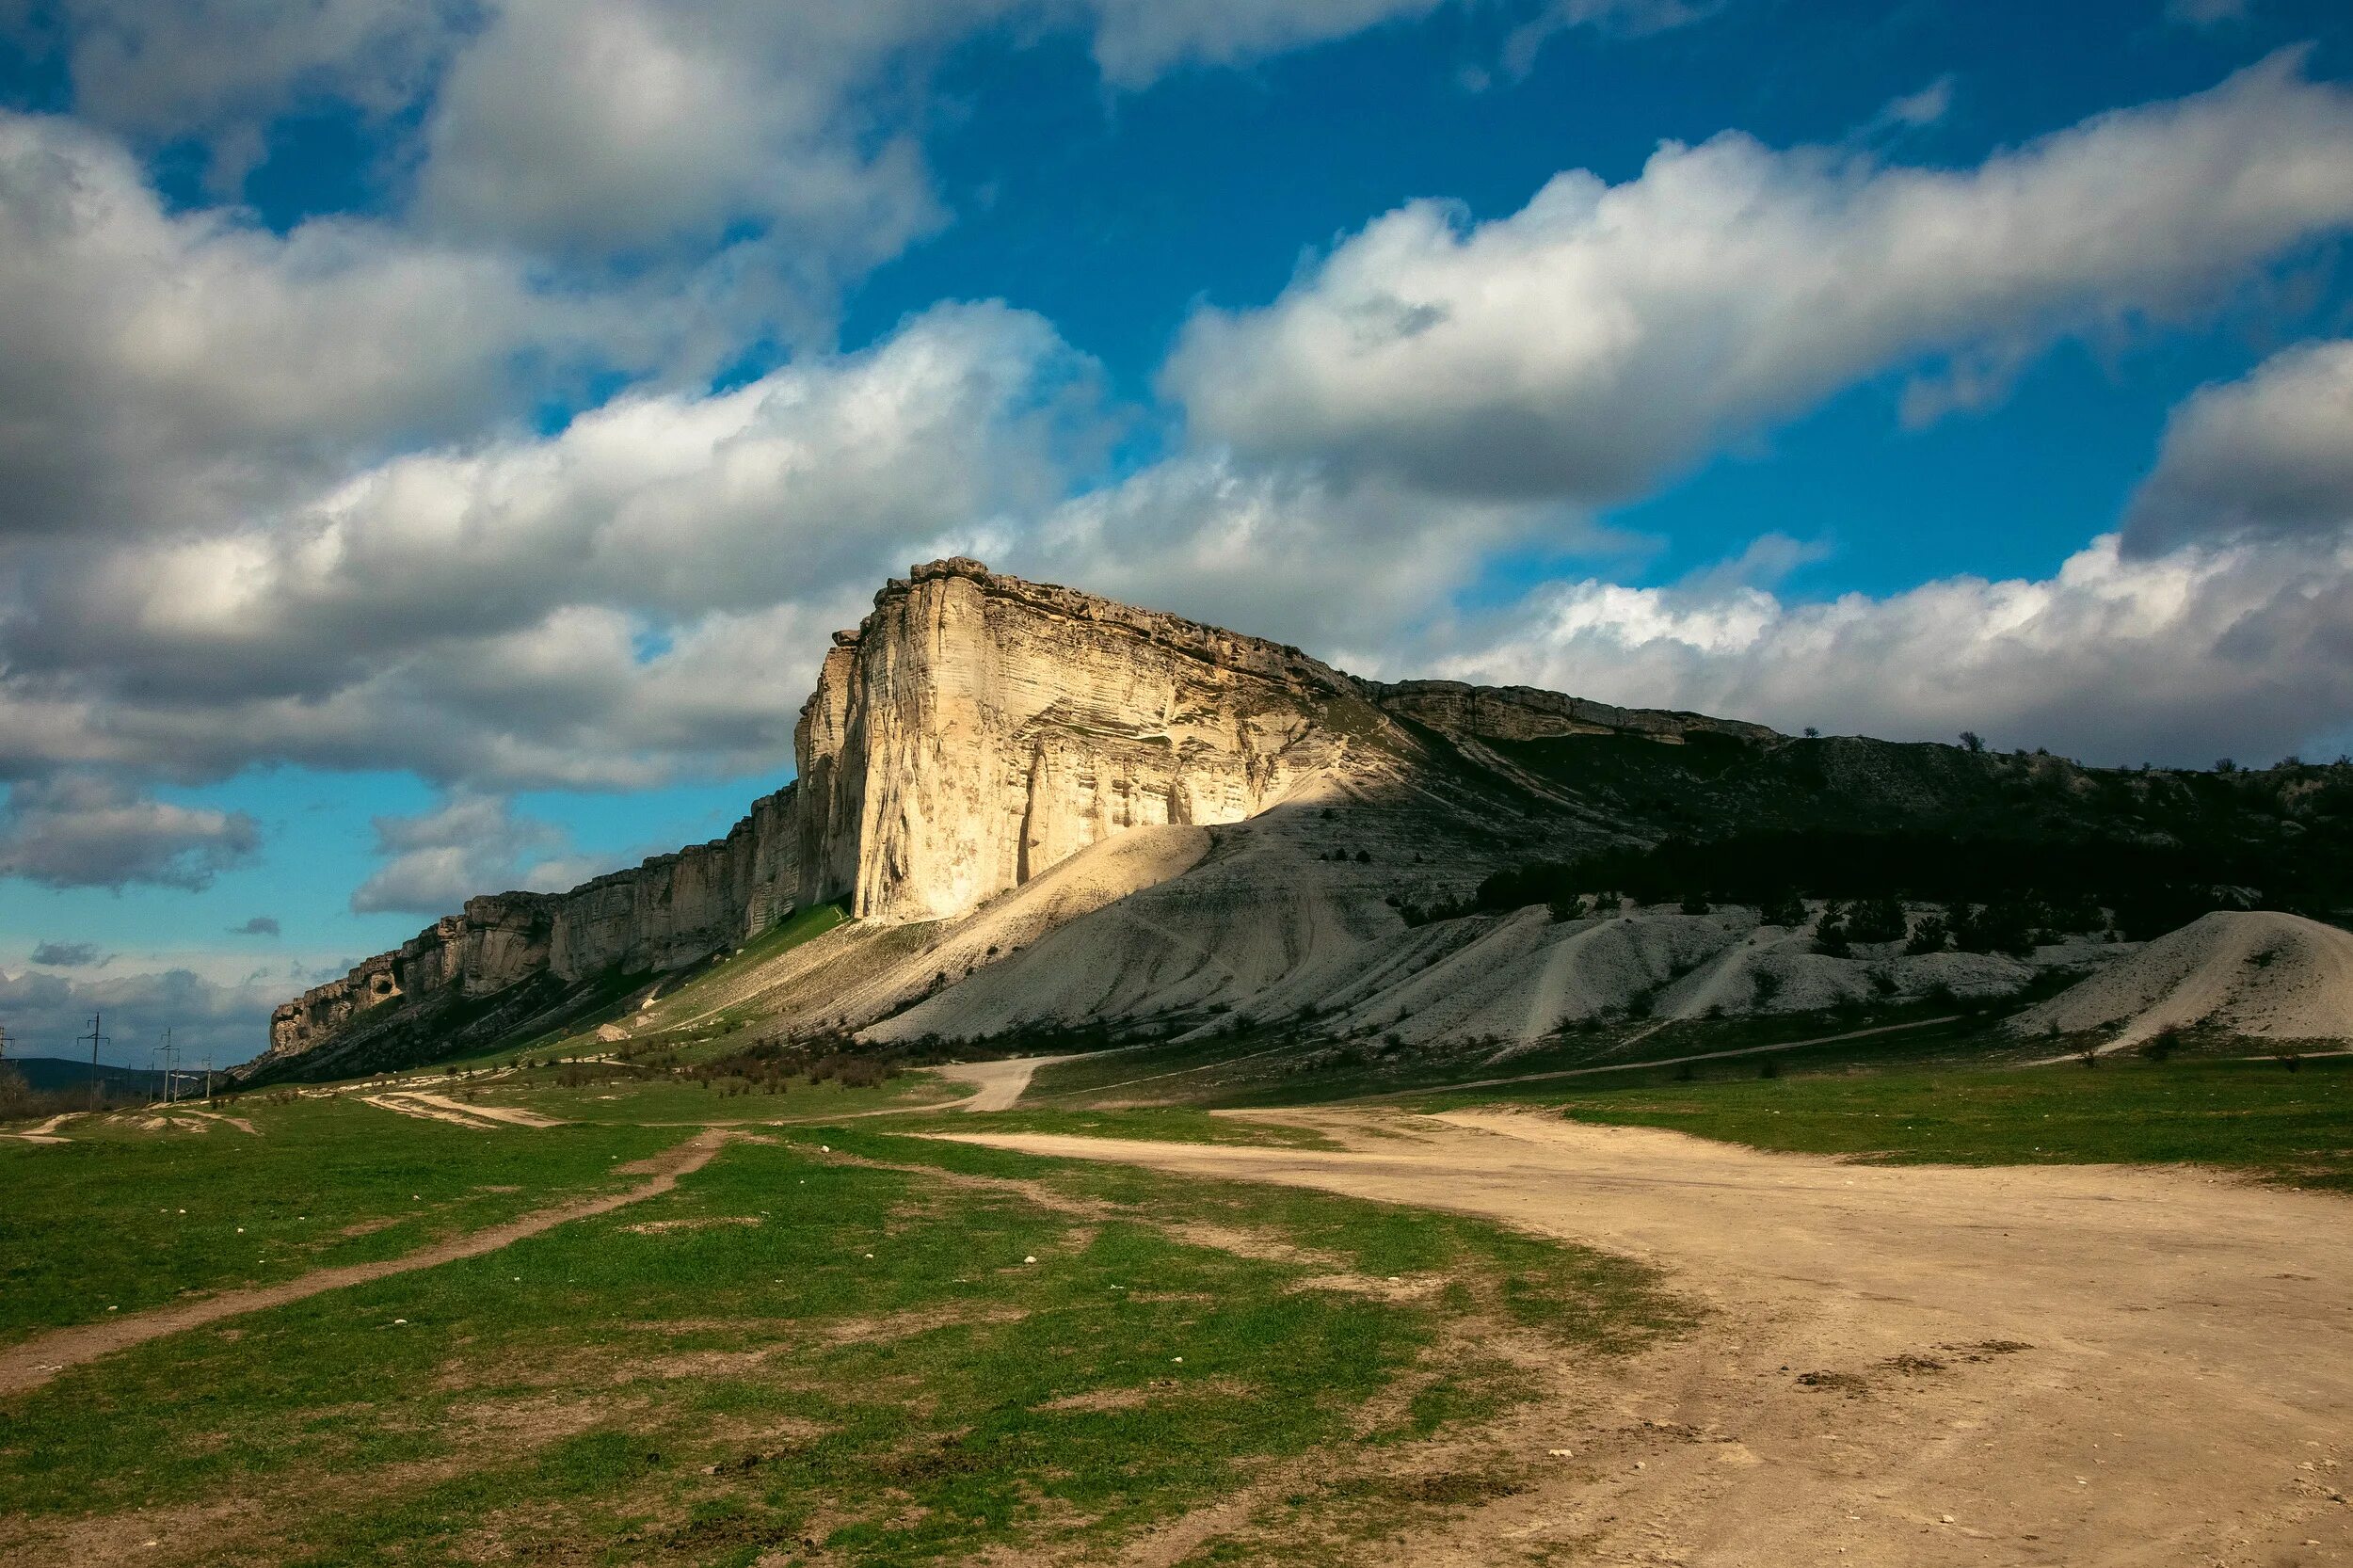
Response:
[1405, 746, 2353, 940]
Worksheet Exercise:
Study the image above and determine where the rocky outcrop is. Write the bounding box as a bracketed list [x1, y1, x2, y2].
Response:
[1367, 680, 1778, 746]
[250, 558, 1785, 1080]
[259, 785, 798, 1075]
[791, 558, 1371, 922]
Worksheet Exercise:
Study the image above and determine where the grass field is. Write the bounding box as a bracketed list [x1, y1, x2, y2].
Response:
[884, 1105, 1341, 1148]
[1446, 1055, 2353, 1192]
[1019, 996, 2054, 1110]
[0, 1087, 1686, 1567]
[7, 1018, 2349, 1564]
[0, 1099, 674, 1346]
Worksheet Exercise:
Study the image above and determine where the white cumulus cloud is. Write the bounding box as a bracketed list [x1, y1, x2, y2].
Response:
[2122, 338, 2353, 556]
[1165, 53, 2353, 504]
[350, 792, 622, 915]
[1432, 530, 2353, 766]
[0, 302, 1087, 790]
[0, 109, 627, 546]
[0, 774, 260, 890]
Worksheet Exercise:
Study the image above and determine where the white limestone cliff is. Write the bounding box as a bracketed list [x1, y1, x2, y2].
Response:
[254, 558, 1769, 1076]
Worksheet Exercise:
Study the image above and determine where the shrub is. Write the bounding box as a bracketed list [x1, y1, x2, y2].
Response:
[0, 1064, 31, 1118]
[1679, 894, 1712, 915]
[1547, 894, 1588, 922]
[1843, 895, 1909, 944]
[1955, 901, 2039, 957]
[1757, 888, 1808, 928]
[1904, 913, 1952, 954]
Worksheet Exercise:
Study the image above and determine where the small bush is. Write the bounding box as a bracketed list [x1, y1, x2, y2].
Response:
[1843, 895, 1909, 945]
[0, 1064, 32, 1118]
[1904, 913, 1952, 954]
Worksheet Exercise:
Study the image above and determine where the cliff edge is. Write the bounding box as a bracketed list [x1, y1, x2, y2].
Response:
[249, 558, 1771, 1081]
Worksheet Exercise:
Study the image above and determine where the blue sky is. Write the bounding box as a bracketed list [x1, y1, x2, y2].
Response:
[3, 0, 2352, 1064]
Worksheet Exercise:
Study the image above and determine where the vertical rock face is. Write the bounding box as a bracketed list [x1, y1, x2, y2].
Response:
[264, 785, 799, 1065]
[792, 558, 1363, 923]
[252, 557, 1787, 1080]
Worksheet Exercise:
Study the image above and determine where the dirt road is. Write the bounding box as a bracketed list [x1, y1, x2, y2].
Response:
[0, 1112, 80, 1144]
[0, 1129, 737, 1398]
[950, 1112, 2353, 1567]
[926, 1054, 1076, 1112]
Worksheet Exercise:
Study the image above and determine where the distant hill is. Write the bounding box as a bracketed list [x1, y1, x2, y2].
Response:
[2012, 911, 2353, 1051]
[4, 1057, 204, 1097]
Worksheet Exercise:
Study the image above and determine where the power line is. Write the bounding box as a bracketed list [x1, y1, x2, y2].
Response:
[158, 1026, 178, 1106]
[79, 1011, 110, 1097]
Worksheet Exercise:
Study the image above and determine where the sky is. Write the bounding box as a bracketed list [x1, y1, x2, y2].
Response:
[3, 0, 2352, 1068]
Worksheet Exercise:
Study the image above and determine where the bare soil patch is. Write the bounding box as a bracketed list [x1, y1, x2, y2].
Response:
[950, 1109, 2353, 1566]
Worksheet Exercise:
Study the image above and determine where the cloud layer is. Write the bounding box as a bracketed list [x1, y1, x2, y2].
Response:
[2124, 338, 2353, 555]
[2, 302, 1082, 789]
[351, 792, 618, 915]
[0, 775, 259, 890]
[0, 958, 282, 1068]
[3, 30, 2353, 915]
[0, 109, 622, 548]
[1433, 526, 2353, 766]
[1166, 53, 2353, 504]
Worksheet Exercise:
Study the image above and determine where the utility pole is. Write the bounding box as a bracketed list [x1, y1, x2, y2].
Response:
[79, 1011, 109, 1099]
[159, 1027, 177, 1105]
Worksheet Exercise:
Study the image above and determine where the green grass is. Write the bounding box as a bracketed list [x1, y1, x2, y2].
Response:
[0, 1126, 1686, 1567]
[494, 1070, 964, 1125]
[1491, 1056, 2353, 1191]
[417, 903, 854, 1073]
[0, 1097, 674, 1345]
[885, 1106, 1341, 1148]
[712, 900, 851, 975]
[1017, 993, 2075, 1112]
